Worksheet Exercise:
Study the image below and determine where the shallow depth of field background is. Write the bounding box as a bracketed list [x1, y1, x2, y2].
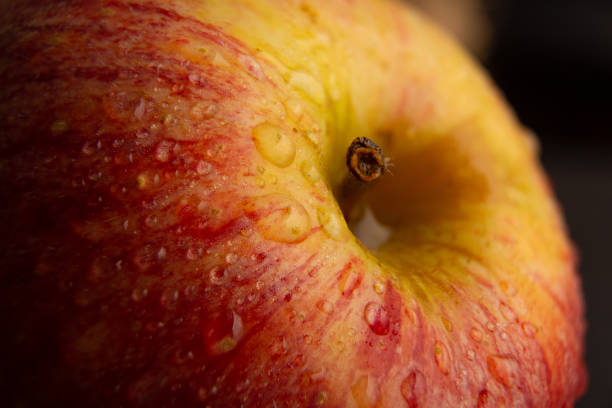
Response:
[409, 0, 612, 406]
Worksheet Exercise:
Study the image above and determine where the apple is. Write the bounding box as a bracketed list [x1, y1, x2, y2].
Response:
[0, 0, 586, 407]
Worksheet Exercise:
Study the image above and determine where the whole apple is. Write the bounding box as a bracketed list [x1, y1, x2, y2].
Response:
[0, 0, 586, 407]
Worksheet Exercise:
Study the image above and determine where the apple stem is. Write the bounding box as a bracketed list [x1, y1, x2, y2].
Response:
[346, 137, 389, 182]
[339, 137, 389, 224]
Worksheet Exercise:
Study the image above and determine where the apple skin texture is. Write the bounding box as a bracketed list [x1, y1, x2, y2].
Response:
[0, 0, 586, 407]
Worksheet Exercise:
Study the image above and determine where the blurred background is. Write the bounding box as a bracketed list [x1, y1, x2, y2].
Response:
[410, 0, 612, 406]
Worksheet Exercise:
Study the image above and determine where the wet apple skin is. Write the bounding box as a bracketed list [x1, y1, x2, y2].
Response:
[0, 1, 585, 407]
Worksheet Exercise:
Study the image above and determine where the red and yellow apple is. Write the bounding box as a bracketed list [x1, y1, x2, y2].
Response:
[0, 0, 586, 407]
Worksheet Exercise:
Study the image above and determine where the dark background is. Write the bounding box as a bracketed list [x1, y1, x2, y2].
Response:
[482, 1, 611, 406]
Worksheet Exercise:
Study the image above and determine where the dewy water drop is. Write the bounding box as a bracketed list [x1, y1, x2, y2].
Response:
[363, 302, 390, 335]
[252, 122, 296, 167]
[255, 196, 311, 243]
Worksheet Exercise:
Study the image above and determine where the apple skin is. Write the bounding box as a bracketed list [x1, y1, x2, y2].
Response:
[0, 0, 586, 407]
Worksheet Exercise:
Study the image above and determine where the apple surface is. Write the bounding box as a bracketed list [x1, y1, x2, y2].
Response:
[0, 0, 586, 407]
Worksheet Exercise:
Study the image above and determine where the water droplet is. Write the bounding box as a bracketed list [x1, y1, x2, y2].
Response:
[470, 327, 483, 342]
[88, 170, 102, 182]
[246, 291, 257, 303]
[314, 391, 327, 405]
[197, 387, 208, 401]
[183, 284, 198, 300]
[500, 280, 517, 297]
[338, 270, 361, 296]
[191, 102, 217, 120]
[407, 308, 421, 328]
[255, 280, 264, 290]
[209, 267, 225, 284]
[284, 97, 305, 121]
[255, 177, 266, 187]
[155, 140, 172, 162]
[196, 160, 213, 175]
[316, 300, 333, 313]
[310, 367, 326, 382]
[434, 341, 450, 375]
[81, 142, 95, 155]
[280, 336, 289, 353]
[441, 316, 453, 332]
[144, 214, 158, 227]
[205, 311, 244, 356]
[131, 286, 149, 302]
[287, 353, 304, 369]
[500, 302, 516, 322]
[466, 349, 475, 361]
[265, 173, 278, 185]
[252, 122, 296, 167]
[50, 120, 68, 133]
[317, 209, 345, 241]
[373, 280, 385, 295]
[225, 252, 238, 264]
[300, 161, 320, 182]
[209, 50, 229, 67]
[133, 245, 155, 271]
[157, 247, 167, 260]
[477, 389, 490, 408]
[163, 113, 177, 126]
[304, 128, 322, 149]
[133, 98, 146, 119]
[214, 337, 236, 354]
[400, 370, 426, 407]
[232, 311, 244, 340]
[239, 54, 265, 80]
[487, 355, 519, 387]
[252, 195, 311, 243]
[160, 288, 179, 309]
[137, 172, 150, 190]
[187, 73, 203, 86]
[350, 375, 379, 408]
[486, 322, 496, 332]
[521, 321, 536, 337]
[364, 302, 390, 335]
[186, 247, 200, 260]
